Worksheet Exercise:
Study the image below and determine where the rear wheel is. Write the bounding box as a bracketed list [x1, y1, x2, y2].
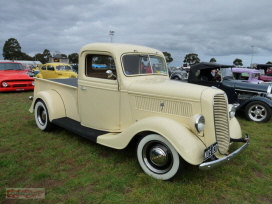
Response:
[173, 76, 180, 80]
[136, 134, 184, 180]
[34, 100, 54, 131]
[245, 101, 272, 123]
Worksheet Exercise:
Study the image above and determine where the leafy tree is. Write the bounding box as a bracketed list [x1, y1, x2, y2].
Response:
[266, 61, 272, 64]
[2, 38, 22, 60]
[233, 58, 243, 66]
[210, 58, 216, 63]
[61, 54, 67, 58]
[68, 53, 79, 64]
[18, 52, 33, 60]
[183, 53, 200, 65]
[43, 49, 52, 63]
[163, 52, 173, 64]
[35, 53, 47, 64]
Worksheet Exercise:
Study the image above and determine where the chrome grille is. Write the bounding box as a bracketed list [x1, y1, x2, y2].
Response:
[213, 94, 230, 154]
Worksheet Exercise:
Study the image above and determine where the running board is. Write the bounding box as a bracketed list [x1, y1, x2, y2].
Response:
[52, 117, 108, 142]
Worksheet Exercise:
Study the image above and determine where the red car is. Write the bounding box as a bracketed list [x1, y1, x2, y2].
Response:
[0, 62, 35, 92]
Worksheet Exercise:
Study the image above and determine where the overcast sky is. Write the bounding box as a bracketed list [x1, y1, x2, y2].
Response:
[1, 0, 272, 67]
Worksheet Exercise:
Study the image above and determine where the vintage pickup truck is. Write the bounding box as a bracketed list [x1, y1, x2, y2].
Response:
[29, 43, 249, 180]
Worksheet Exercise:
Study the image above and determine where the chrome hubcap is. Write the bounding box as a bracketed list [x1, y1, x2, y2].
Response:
[142, 141, 173, 174]
[249, 105, 267, 121]
[149, 145, 168, 167]
[37, 106, 46, 126]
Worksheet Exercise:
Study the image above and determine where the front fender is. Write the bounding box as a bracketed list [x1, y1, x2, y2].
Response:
[97, 116, 206, 165]
[35, 73, 43, 78]
[237, 96, 272, 110]
[29, 90, 66, 121]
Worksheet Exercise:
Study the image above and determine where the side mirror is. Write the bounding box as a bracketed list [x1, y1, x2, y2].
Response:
[106, 70, 117, 79]
[106, 70, 113, 78]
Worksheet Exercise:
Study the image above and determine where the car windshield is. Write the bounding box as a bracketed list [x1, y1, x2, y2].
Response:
[56, 65, 72, 71]
[0, 63, 24, 71]
[122, 54, 167, 75]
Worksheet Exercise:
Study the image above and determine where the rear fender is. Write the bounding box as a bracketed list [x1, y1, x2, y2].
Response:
[97, 116, 206, 165]
[29, 90, 66, 121]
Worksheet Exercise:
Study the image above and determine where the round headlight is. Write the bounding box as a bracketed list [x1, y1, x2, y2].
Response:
[32, 81, 35, 86]
[195, 115, 205, 132]
[2, 82, 8, 87]
[229, 105, 236, 119]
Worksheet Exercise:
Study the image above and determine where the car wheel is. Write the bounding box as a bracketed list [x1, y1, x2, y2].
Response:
[137, 134, 184, 180]
[173, 76, 180, 80]
[245, 101, 272, 123]
[34, 100, 54, 131]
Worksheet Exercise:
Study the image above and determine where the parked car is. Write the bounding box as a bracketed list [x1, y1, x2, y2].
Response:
[92, 64, 107, 68]
[31, 64, 43, 76]
[0, 62, 35, 92]
[187, 62, 272, 123]
[168, 67, 188, 80]
[255, 64, 272, 81]
[231, 68, 266, 84]
[35, 63, 77, 79]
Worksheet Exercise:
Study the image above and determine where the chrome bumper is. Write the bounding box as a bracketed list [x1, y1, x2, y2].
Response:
[199, 134, 250, 171]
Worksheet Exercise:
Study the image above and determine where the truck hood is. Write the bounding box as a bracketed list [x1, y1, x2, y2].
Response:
[0, 70, 32, 80]
[127, 77, 213, 101]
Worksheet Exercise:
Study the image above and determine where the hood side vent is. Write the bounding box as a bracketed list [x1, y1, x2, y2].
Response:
[135, 96, 193, 117]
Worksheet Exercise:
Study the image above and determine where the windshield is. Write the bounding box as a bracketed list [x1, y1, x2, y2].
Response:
[56, 65, 72, 71]
[122, 54, 167, 75]
[0, 63, 24, 71]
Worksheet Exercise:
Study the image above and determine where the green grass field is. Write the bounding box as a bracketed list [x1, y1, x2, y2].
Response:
[1, 91, 272, 204]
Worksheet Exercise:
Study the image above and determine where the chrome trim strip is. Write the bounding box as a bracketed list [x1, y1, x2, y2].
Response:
[199, 134, 250, 171]
[235, 88, 265, 94]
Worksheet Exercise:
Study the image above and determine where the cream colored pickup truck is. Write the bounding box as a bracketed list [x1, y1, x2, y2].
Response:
[29, 43, 249, 180]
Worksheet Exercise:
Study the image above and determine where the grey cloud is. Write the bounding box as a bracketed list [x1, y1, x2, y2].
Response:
[1, 0, 272, 66]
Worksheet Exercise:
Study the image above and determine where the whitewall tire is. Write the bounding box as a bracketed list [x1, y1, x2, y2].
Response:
[34, 100, 53, 131]
[137, 134, 184, 180]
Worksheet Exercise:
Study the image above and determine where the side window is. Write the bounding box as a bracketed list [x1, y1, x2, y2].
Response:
[42, 65, 46, 70]
[85, 54, 116, 79]
[47, 66, 54, 71]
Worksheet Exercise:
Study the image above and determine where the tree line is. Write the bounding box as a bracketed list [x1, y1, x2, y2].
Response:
[2, 38, 79, 64]
[183, 53, 272, 67]
[2, 38, 272, 66]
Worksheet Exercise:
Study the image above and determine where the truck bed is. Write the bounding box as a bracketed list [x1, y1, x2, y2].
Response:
[49, 78, 78, 87]
[33, 77, 80, 121]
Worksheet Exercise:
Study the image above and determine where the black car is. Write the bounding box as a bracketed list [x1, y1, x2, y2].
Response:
[187, 62, 272, 123]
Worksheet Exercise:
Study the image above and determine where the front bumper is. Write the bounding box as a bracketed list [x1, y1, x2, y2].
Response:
[199, 134, 250, 170]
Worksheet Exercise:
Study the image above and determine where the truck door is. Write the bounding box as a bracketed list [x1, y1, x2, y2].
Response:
[78, 53, 120, 131]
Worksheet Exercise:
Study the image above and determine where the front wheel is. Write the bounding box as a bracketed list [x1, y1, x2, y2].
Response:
[173, 76, 180, 80]
[34, 100, 54, 131]
[137, 134, 184, 180]
[244, 101, 272, 123]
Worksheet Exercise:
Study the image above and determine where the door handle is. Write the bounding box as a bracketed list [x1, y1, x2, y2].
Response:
[80, 86, 86, 90]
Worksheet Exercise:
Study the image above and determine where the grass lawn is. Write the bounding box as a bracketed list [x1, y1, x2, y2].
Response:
[1, 91, 272, 204]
